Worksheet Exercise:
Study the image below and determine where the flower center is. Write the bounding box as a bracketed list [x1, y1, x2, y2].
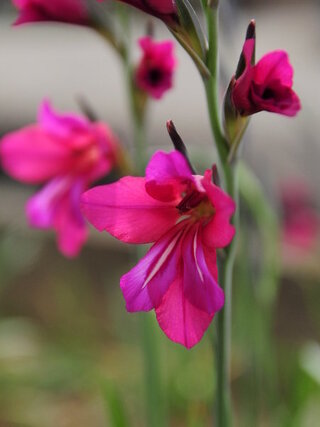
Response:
[72, 143, 100, 174]
[262, 87, 275, 100]
[148, 68, 163, 86]
[176, 190, 214, 221]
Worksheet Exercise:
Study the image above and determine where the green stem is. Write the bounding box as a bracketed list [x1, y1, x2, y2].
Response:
[127, 71, 147, 174]
[96, 7, 162, 424]
[140, 313, 165, 427]
[203, 4, 238, 427]
[121, 15, 163, 427]
[215, 173, 238, 427]
[204, 6, 229, 173]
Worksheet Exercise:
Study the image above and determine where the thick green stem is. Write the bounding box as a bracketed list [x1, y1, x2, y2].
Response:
[203, 4, 238, 427]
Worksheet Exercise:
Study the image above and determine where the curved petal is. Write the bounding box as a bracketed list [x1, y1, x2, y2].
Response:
[254, 50, 293, 87]
[232, 39, 255, 113]
[145, 150, 193, 202]
[182, 226, 224, 314]
[26, 176, 87, 257]
[54, 179, 88, 257]
[0, 126, 71, 183]
[146, 0, 175, 14]
[114, 0, 176, 19]
[26, 177, 69, 228]
[80, 177, 179, 244]
[13, 0, 88, 25]
[155, 276, 214, 349]
[38, 100, 89, 140]
[120, 222, 185, 312]
[251, 85, 301, 117]
[201, 171, 236, 248]
[202, 212, 236, 249]
[13, 8, 44, 25]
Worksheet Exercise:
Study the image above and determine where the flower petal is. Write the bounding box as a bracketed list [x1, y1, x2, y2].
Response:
[182, 226, 224, 314]
[120, 222, 185, 312]
[254, 50, 293, 87]
[80, 176, 179, 243]
[38, 100, 89, 140]
[26, 177, 69, 228]
[201, 171, 236, 248]
[155, 276, 214, 349]
[26, 176, 87, 257]
[0, 126, 71, 183]
[145, 150, 193, 202]
[13, 0, 88, 25]
[232, 39, 255, 113]
[54, 179, 88, 257]
[146, 0, 175, 14]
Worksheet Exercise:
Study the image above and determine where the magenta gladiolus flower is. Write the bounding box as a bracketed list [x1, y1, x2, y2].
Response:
[12, 0, 88, 25]
[81, 149, 236, 348]
[0, 100, 120, 257]
[232, 38, 301, 116]
[135, 37, 177, 100]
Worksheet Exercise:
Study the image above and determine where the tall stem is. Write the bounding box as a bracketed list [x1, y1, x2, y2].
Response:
[121, 18, 164, 427]
[203, 4, 238, 427]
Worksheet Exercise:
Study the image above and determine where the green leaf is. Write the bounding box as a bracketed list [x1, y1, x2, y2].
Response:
[101, 379, 130, 427]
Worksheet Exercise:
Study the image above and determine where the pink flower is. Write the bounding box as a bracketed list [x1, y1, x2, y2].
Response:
[98, 0, 177, 23]
[281, 181, 319, 252]
[81, 149, 236, 348]
[12, 0, 88, 25]
[135, 37, 177, 100]
[0, 100, 120, 257]
[232, 38, 301, 117]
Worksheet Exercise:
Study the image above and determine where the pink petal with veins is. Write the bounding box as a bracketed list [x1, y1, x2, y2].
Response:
[80, 177, 179, 244]
[156, 276, 214, 349]
[120, 222, 186, 312]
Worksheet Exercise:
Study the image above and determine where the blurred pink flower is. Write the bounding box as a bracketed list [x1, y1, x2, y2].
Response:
[135, 36, 177, 100]
[12, 0, 88, 25]
[232, 38, 301, 117]
[281, 181, 319, 252]
[81, 150, 235, 348]
[0, 100, 120, 257]
[97, 0, 177, 22]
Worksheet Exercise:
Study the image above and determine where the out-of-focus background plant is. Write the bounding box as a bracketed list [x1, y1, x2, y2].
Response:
[0, 0, 320, 426]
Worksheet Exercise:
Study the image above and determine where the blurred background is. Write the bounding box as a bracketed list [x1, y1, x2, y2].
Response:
[0, 0, 320, 426]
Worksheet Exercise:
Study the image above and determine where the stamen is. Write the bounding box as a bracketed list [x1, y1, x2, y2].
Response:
[176, 190, 207, 213]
